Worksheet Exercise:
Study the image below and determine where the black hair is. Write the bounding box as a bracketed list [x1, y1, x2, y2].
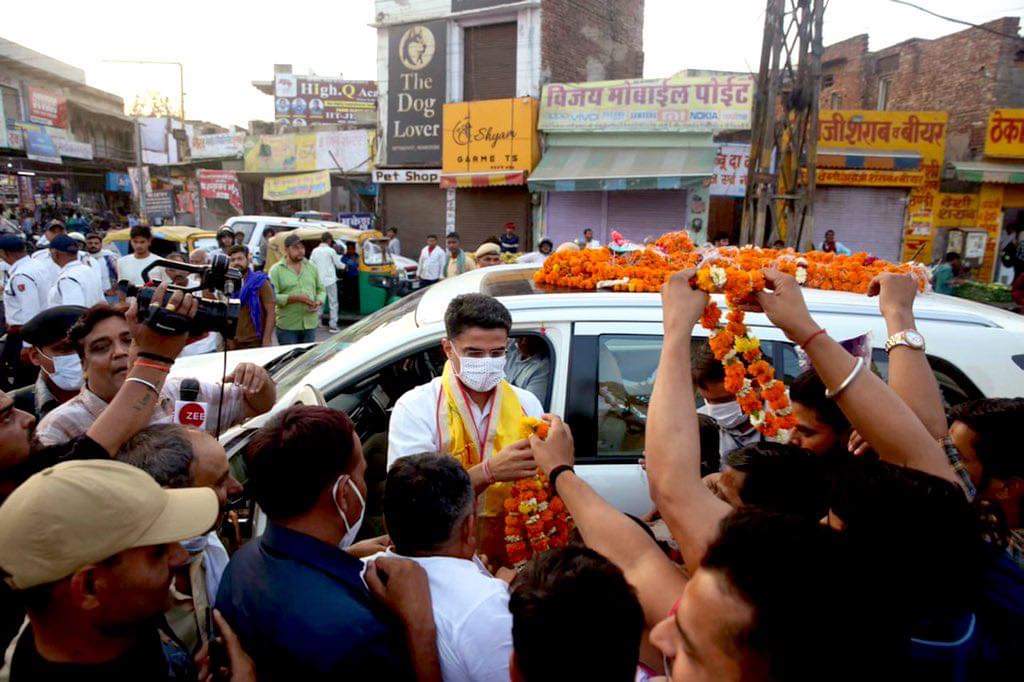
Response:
[943, 251, 961, 263]
[692, 340, 725, 388]
[384, 453, 473, 555]
[446, 232, 460, 242]
[583, 228, 593, 235]
[246, 406, 357, 519]
[320, 232, 332, 243]
[85, 232, 101, 241]
[539, 239, 553, 249]
[426, 234, 438, 240]
[68, 304, 127, 358]
[510, 545, 643, 682]
[444, 294, 512, 339]
[129, 225, 152, 240]
[948, 398, 1024, 485]
[228, 244, 249, 257]
[724, 442, 830, 519]
[790, 369, 850, 433]
[697, 414, 721, 477]
[386, 227, 398, 234]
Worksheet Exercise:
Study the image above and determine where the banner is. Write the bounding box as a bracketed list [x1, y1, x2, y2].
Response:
[197, 169, 244, 214]
[17, 124, 60, 164]
[128, 166, 152, 200]
[442, 98, 540, 174]
[145, 191, 175, 218]
[933, 193, 979, 228]
[52, 133, 94, 160]
[984, 109, 1024, 159]
[316, 129, 373, 172]
[709, 144, 750, 197]
[190, 132, 245, 159]
[244, 130, 372, 173]
[28, 87, 67, 128]
[813, 169, 924, 187]
[274, 75, 377, 127]
[106, 172, 132, 193]
[263, 170, 331, 201]
[539, 74, 754, 133]
[387, 20, 447, 166]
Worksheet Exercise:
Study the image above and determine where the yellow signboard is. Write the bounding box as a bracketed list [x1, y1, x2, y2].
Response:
[442, 97, 540, 174]
[814, 169, 924, 187]
[984, 109, 1024, 159]
[933, 193, 980, 228]
[263, 170, 331, 201]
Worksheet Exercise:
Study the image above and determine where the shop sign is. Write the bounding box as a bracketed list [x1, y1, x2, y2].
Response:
[145, 191, 175, 218]
[372, 168, 441, 183]
[243, 130, 373, 173]
[442, 98, 539, 174]
[813, 168, 924, 187]
[16, 123, 60, 164]
[197, 169, 243, 214]
[387, 20, 447, 166]
[539, 74, 753, 133]
[933, 193, 979, 228]
[337, 212, 375, 230]
[106, 172, 132, 193]
[709, 144, 750, 197]
[274, 75, 377, 127]
[190, 132, 245, 159]
[316, 129, 374, 172]
[28, 87, 67, 128]
[984, 109, 1024, 159]
[53, 136, 94, 160]
[263, 170, 331, 201]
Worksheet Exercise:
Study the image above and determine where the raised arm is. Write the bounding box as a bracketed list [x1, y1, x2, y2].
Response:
[531, 417, 687, 626]
[756, 270, 957, 484]
[644, 270, 732, 570]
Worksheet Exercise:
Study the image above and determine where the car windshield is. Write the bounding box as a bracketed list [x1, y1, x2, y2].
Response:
[273, 287, 427, 395]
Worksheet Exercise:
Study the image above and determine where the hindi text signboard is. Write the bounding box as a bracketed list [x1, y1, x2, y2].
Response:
[197, 169, 244, 214]
[190, 132, 245, 159]
[709, 144, 750, 197]
[984, 109, 1024, 159]
[263, 170, 331, 201]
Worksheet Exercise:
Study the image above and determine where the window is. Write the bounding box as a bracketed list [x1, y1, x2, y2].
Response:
[463, 22, 517, 100]
[822, 74, 835, 88]
[877, 79, 891, 111]
[830, 92, 842, 109]
[362, 239, 386, 266]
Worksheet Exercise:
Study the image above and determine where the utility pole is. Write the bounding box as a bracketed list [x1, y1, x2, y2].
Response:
[740, 0, 824, 249]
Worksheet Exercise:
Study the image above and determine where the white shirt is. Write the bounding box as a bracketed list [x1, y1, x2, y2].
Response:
[30, 248, 59, 295]
[363, 551, 512, 682]
[309, 244, 344, 286]
[516, 251, 548, 264]
[48, 259, 104, 308]
[116, 253, 163, 286]
[585, 238, 602, 249]
[387, 238, 401, 256]
[2, 256, 49, 326]
[417, 245, 447, 281]
[388, 376, 544, 468]
[179, 332, 222, 357]
[83, 252, 111, 293]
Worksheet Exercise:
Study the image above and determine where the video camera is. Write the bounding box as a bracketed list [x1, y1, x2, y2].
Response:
[119, 253, 242, 339]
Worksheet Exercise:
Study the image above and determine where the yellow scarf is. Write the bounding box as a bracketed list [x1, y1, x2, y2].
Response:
[436, 360, 526, 516]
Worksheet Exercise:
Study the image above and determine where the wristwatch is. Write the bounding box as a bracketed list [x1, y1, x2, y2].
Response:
[885, 330, 926, 354]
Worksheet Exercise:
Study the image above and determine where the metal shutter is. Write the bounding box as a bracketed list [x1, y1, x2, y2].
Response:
[606, 190, 689, 245]
[813, 187, 907, 261]
[544, 191, 605, 246]
[381, 184, 448, 258]
[454, 186, 532, 251]
[463, 22, 517, 101]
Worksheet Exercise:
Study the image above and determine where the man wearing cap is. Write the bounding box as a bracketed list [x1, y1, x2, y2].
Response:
[208, 227, 236, 260]
[474, 242, 503, 268]
[309, 232, 344, 333]
[46, 235, 104, 308]
[0, 236, 49, 391]
[268, 233, 325, 345]
[10, 306, 86, 421]
[30, 220, 65, 293]
[499, 222, 519, 254]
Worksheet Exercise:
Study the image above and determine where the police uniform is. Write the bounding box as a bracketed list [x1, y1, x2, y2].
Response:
[29, 248, 59, 296]
[1, 249, 49, 389]
[48, 260, 104, 308]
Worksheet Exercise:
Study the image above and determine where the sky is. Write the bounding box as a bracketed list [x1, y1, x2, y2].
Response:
[2, 0, 1022, 129]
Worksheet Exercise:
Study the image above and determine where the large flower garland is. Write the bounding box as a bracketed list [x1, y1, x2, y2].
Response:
[534, 232, 927, 443]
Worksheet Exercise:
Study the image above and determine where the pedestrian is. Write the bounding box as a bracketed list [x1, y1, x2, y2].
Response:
[0, 235, 49, 390]
[30, 219, 65, 293]
[46, 235, 104, 308]
[340, 242, 359, 313]
[116, 225, 163, 287]
[821, 229, 852, 255]
[474, 242, 502, 268]
[84, 232, 120, 302]
[1000, 227, 1024, 281]
[417, 234, 446, 285]
[209, 227, 236, 260]
[228, 246, 276, 350]
[268, 233, 324, 345]
[581, 228, 601, 249]
[499, 222, 519, 254]
[444, 232, 475, 278]
[310, 232, 344, 333]
[14, 306, 87, 421]
[516, 238, 553, 264]
[693, 341, 761, 458]
[932, 251, 960, 295]
[386, 227, 401, 257]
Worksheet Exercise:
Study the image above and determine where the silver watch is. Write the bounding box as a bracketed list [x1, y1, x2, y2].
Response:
[884, 330, 925, 354]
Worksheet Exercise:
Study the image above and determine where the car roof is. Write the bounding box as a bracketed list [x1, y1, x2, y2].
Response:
[415, 263, 1024, 332]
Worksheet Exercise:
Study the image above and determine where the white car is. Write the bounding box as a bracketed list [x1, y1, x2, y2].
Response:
[175, 263, 1024, 517]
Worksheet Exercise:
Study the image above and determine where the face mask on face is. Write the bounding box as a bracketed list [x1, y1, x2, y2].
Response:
[39, 351, 84, 391]
[333, 476, 365, 550]
[706, 400, 747, 429]
[179, 534, 209, 562]
[456, 355, 506, 393]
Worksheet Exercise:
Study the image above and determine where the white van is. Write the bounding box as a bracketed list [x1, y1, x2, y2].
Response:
[223, 215, 354, 266]
[174, 264, 1024, 518]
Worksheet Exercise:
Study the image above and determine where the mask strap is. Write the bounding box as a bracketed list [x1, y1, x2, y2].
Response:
[333, 475, 352, 532]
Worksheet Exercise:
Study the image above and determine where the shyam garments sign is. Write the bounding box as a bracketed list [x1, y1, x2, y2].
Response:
[387, 20, 447, 166]
[441, 97, 540, 184]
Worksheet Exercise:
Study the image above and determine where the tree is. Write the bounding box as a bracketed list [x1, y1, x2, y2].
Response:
[128, 91, 179, 118]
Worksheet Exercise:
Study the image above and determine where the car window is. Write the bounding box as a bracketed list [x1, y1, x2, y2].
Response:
[229, 221, 256, 244]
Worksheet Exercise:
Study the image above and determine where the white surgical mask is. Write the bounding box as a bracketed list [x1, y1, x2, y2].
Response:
[456, 355, 506, 393]
[333, 476, 365, 550]
[706, 400, 747, 429]
[39, 351, 84, 391]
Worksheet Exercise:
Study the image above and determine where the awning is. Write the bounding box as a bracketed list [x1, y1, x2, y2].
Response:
[817, 147, 922, 171]
[527, 145, 715, 192]
[953, 160, 1024, 184]
[439, 171, 526, 189]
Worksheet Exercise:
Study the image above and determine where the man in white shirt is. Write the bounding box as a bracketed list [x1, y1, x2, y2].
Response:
[365, 453, 512, 682]
[84, 232, 120, 302]
[581, 228, 601, 250]
[207, 227, 236, 260]
[30, 219, 65, 294]
[385, 227, 401, 257]
[46, 235, 104, 308]
[0, 235, 50, 389]
[69, 232, 110, 296]
[116, 225, 163, 287]
[309, 232, 344, 333]
[417, 234, 446, 285]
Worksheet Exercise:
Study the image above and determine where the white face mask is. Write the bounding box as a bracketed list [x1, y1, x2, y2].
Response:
[39, 351, 84, 391]
[706, 400, 747, 429]
[333, 476, 365, 550]
[455, 355, 506, 393]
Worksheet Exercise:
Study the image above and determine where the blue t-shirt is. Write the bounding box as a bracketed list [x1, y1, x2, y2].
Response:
[500, 233, 520, 253]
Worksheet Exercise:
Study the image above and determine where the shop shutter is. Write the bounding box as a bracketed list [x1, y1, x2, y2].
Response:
[463, 22, 517, 101]
[381, 184, 448, 258]
[813, 187, 907, 262]
[454, 186, 531, 252]
[544, 191, 605, 247]
[606, 190, 689, 245]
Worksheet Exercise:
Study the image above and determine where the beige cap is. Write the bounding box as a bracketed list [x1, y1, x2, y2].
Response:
[475, 242, 501, 258]
[0, 460, 218, 590]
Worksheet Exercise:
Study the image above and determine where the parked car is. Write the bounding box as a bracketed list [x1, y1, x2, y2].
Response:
[173, 263, 1024, 526]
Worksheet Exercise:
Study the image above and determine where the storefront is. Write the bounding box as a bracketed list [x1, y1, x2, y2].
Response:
[374, 169, 446, 258]
[708, 143, 750, 243]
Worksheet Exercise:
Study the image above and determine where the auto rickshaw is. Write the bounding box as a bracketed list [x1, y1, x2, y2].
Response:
[103, 225, 218, 258]
[265, 227, 399, 316]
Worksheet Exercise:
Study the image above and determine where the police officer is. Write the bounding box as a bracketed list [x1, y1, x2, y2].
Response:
[10, 306, 86, 420]
[0, 236, 49, 390]
[46, 235, 104, 308]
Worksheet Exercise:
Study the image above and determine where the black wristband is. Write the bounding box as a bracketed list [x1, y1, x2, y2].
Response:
[549, 465, 575, 492]
[137, 351, 176, 365]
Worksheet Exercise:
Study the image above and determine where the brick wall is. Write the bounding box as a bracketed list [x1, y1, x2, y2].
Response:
[540, 0, 644, 85]
[821, 34, 870, 110]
